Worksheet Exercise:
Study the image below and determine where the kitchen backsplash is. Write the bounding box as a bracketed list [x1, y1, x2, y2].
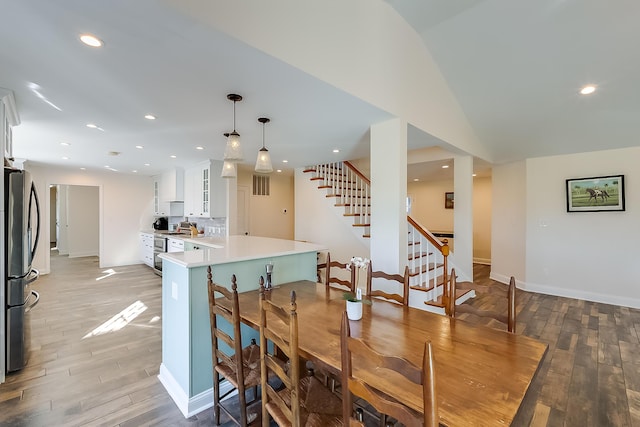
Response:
[188, 217, 226, 237]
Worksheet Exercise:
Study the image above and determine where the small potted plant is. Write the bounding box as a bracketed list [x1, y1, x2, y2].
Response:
[343, 288, 370, 320]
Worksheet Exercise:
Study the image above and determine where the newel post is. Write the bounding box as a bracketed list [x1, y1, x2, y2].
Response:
[441, 239, 449, 300]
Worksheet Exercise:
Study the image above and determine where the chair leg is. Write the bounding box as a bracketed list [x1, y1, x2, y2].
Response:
[213, 371, 221, 426]
[239, 385, 248, 427]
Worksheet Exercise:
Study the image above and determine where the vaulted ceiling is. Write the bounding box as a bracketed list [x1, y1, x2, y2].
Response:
[2, 1, 638, 181]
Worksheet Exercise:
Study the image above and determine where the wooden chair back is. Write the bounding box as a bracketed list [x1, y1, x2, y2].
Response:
[447, 269, 517, 333]
[208, 268, 244, 385]
[325, 252, 356, 292]
[208, 267, 257, 426]
[259, 279, 301, 426]
[340, 312, 438, 427]
[365, 263, 410, 305]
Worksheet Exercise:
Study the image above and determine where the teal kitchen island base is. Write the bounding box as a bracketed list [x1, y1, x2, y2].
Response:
[157, 236, 326, 417]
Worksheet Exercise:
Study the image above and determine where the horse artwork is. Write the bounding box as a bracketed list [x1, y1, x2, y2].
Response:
[585, 188, 610, 204]
[566, 175, 625, 212]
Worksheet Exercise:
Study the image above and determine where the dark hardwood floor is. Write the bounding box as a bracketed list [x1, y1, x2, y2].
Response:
[1, 254, 639, 426]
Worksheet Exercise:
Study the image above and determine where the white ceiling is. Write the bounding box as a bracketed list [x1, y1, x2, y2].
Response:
[387, 0, 640, 164]
[2, 1, 638, 181]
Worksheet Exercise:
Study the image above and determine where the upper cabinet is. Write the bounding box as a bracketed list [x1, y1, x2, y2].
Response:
[152, 168, 185, 216]
[1, 90, 20, 162]
[183, 160, 226, 218]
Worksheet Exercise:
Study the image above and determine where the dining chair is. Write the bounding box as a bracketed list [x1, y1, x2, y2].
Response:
[324, 252, 356, 292]
[259, 282, 343, 427]
[446, 268, 516, 333]
[340, 312, 439, 427]
[207, 267, 261, 426]
[365, 263, 410, 305]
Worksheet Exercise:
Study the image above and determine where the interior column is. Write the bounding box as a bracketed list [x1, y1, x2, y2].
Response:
[370, 118, 408, 273]
[453, 155, 474, 279]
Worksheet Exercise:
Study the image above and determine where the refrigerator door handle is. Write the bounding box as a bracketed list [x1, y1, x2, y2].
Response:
[26, 268, 40, 285]
[25, 290, 40, 313]
[29, 181, 41, 263]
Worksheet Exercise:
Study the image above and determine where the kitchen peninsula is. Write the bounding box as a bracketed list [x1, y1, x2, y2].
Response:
[157, 235, 326, 417]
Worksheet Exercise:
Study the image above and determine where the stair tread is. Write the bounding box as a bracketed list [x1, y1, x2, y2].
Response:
[407, 252, 435, 261]
[352, 223, 370, 227]
[408, 262, 443, 276]
[424, 289, 474, 308]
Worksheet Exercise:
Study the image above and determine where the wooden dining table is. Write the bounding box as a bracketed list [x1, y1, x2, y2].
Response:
[233, 280, 548, 426]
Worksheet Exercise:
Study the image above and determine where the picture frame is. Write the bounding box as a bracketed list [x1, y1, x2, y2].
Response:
[566, 175, 625, 212]
[444, 192, 454, 209]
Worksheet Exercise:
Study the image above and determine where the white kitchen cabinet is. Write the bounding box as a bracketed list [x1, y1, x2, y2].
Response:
[1, 90, 19, 161]
[152, 168, 185, 216]
[183, 166, 199, 217]
[161, 168, 184, 201]
[139, 232, 154, 267]
[167, 238, 185, 253]
[183, 160, 226, 218]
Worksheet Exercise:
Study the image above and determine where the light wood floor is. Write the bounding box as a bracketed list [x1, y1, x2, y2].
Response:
[1, 255, 639, 426]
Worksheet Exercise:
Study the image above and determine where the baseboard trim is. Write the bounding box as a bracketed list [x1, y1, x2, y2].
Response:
[490, 272, 640, 310]
[158, 364, 234, 418]
[473, 258, 491, 265]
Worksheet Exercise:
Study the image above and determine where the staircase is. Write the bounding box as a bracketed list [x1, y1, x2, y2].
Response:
[303, 161, 475, 313]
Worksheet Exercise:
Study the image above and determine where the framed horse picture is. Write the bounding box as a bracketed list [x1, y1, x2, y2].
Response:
[566, 175, 625, 212]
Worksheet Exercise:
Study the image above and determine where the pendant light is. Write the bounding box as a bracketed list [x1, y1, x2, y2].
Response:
[221, 133, 237, 178]
[223, 94, 243, 161]
[254, 117, 273, 173]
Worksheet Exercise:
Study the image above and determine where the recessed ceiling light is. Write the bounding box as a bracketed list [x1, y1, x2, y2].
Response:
[282, 160, 288, 163]
[61, 156, 69, 160]
[80, 34, 103, 47]
[276, 169, 282, 173]
[80, 167, 86, 170]
[196, 146, 204, 150]
[135, 145, 143, 149]
[86, 123, 104, 131]
[144, 163, 150, 166]
[144, 114, 156, 120]
[170, 155, 177, 159]
[442, 165, 449, 169]
[132, 170, 138, 173]
[60, 142, 70, 146]
[333, 149, 340, 153]
[413, 178, 419, 182]
[472, 173, 477, 177]
[580, 85, 596, 95]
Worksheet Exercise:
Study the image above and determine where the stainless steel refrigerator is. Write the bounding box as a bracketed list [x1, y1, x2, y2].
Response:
[4, 167, 40, 372]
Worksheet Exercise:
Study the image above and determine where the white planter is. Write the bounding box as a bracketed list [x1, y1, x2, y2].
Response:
[346, 300, 363, 321]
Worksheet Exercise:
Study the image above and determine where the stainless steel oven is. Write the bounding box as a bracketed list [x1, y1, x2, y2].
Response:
[153, 235, 166, 276]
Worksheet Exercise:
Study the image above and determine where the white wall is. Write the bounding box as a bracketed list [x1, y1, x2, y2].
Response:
[408, 179, 454, 233]
[492, 147, 640, 308]
[294, 168, 369, 264]
[26, 163, 153, 274]
[237, 166, 294, 239]
[473, 176, 492, 263]
[491, 161, 527, 285]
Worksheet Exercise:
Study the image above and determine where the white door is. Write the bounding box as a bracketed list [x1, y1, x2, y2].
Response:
[237, 185, 250, 236]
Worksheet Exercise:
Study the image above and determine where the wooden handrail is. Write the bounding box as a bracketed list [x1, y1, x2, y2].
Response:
[407, 216, 448, 253]
[343, 161, 371, 185]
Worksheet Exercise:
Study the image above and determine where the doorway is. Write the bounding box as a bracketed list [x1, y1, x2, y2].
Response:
[51, 184, 99, 261]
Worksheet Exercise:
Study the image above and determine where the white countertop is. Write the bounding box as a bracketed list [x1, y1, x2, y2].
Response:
[158, 235, 327, 268]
